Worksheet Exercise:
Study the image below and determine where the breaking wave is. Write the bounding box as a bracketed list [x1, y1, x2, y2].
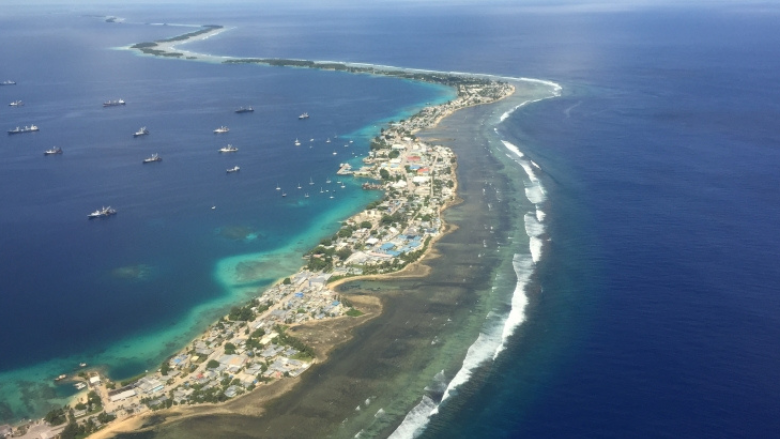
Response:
[389, 127, 552, 439]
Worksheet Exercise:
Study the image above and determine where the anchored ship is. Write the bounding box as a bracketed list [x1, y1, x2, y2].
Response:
[0, 80, 16, 86]
[44, 147, 62, 155]
[87, 206, 117, 219]
[235, 107, 254, 113]
[134, 127, 148, 137]
[103, 99, 125, 107]
[9, 100, 23, 107]
[143, 153, 162, 163]
[219, 144, 238, 153]
[214, 126, 229, 134]
[8, 125, 38, 134]
[226, 166, 240, 173]
[298, 112, 309, 120]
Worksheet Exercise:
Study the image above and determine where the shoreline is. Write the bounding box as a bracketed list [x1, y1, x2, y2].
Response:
[7, 23, 559, 439]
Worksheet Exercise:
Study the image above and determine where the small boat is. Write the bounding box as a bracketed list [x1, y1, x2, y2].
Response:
[134, 127, 149, 137]
[326, 138, 331, 143]
[298, 112, 309, 120]
[332, 151, 337, 155]
[340, 184, 346, 189]
[44, 147, 62, 155]
[79, 363, 87, 368]
[320, 187, 324, 194]
[103, 99, 125, 107]
[212, 205, 216, 210]
[226, 166, 240, 173]
[329, 194, 334, 199]
[54, 374, 67, 382]
[74, 383, 87, 390]
[310, 138, 314, 142]
[235, 107, 254, 113]
[9, 100, 23, 107]
[219, 144, 238, 153]
[326, 179, 331, 184]
[294, 139, 301, 146]
[143, 153, 162, 163]
[214, 126, 229, 134]
[276, 183, 281, 191]
[297, 183, 302, 189]
[0, 80, 16, 86]
[87, 206, 117, 219]
[309, 177, 314, 185]
[304, 193, 309, 198]
[8, 125, 39, 135]
[282, 192, 287, 197]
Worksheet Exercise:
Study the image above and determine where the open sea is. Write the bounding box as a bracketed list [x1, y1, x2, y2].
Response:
[3, 2, 780, 438]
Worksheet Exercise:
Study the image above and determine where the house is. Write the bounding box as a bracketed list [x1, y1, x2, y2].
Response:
[89, 375, 102, 386]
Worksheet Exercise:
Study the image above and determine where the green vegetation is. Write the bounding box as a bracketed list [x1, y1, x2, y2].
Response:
[207, 359, 220, 369]
[228, 304, 255, 321]
[44, 407, 68, 426]
[346, 308, 363, 317]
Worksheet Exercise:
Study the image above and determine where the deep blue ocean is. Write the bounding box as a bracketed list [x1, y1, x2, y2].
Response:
[3, 2, 780, 437]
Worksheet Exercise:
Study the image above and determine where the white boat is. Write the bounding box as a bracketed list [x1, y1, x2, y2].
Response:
[74, 383, 87, 390]
[332, 150, 338, 155]
[8, 125, 38, 134]
[326, 138, 331, 143]
[143, 153, 161, 163]
[44, 147, 62, 155]
[103, 99, 125, 107]
[276, 183, 281, 191]
[9, 100, 22, 107]
[298, 112, 309, 120]
[309, 177, 314, 185]
[214, 126, 229, 134]
[88, 206, 117, 219]
[304, 193, 309, 198]
[219, 144, 238, 153]
[134, 127, 148, 137]
[226, 166, 240, 173]
[297, 183, 302, 189]
[294, 139, 301, 146]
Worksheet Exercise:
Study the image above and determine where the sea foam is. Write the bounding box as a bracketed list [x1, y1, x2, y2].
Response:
[388, 85, 556, 439]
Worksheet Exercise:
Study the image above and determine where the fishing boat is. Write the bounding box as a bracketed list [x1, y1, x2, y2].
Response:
[8, 125, 38, 134]
[226, 166, 240, 173]
[298, 112, 309, 120]
[219, 144, 238, 153]
[214, 126, 229, 134]
[44, 147, 62, 155]
[134, 127, 149, 137]
[297, 182, 302, 189]
[294, 139, 301, 146]
[143, 153, 162, 163]
[309, 177, 314, 185]
[9, 100, 23, 107]
[87, 206, 117, 219]
[103, 99, 125, 107]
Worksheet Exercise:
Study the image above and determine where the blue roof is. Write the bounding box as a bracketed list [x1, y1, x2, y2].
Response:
[332, 300, 340, 306]
[409, 242, 421, 248]
[380, 243, 395, 250]
[294, 292, 304, 298]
